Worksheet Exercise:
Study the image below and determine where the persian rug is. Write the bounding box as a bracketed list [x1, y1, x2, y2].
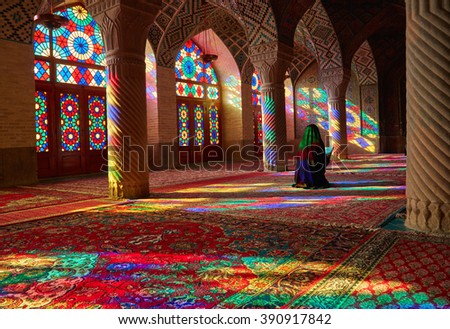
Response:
[0, 199, 118, 227]
[0, 210, 447, 309]
[291, 230, 450, 309]
[28, 165, 263, 196]
[142, 169, 406, 229]
[0, 187, 100, 214]
[0, 210, 373, 309]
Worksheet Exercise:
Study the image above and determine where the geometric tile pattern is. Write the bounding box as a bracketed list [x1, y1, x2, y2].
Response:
[212, 0, 277, 47]
[148, 0, 184, 55]
[352, 40, 378, 85]
[155, 0, 217, 67]
[290, 20, 317, 85]
[0, 0, 40, 44]
[302, 0, 342, 70]
[230, 0, 277, 46]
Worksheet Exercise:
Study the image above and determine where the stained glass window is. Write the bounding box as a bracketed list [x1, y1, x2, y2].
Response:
[194, 105, 204, 146]
[175, 39, 221, 149]
[175, 39, 218, 85]
[252, 71, 262, 93]
[52, 6, 105, 66]
[34, 25, 50, 57]
[35, 91, 49, 152]
[88, 95, 107, 150]
[178, 104, 190, 146]
[176, 82, 204, 98]
[60, 93, 81, 152]
[198, 61, 218, 84]
[209, 105, 219, 145]
[207, 86, 219, 100]
[252, 70, 262, 106]
[252, 70, 262, 145]
[56, 63, 106, 87]
[34, 60, 51, 81]
[257, 112, 263, 144]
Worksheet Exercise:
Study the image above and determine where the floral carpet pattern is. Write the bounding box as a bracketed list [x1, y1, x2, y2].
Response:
[0, 210, 448, 309]
[1, 154, 447, 309]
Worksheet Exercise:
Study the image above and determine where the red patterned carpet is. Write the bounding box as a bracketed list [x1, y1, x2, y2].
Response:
[2, 154, 446, 309]
[0, 187, 100, 214]
[0, 209, 447, 309]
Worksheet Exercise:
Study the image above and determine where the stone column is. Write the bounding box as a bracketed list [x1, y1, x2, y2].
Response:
[321, 68, 351, 159]
[87, 0, 161, 199]
[405, 0, 450, 233]
[249, 41, 293, 171]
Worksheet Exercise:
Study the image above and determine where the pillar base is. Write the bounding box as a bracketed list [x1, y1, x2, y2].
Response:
[406, 198, 450, 234]
[109, 181, 149, 200]
[264, 160, 287, 172]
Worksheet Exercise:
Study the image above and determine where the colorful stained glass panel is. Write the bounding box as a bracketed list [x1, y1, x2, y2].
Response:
[209, 105, 219, 145]
[252, 71, 262, 92]
[175, 39, 218, 85]
[56, 63, 106, 87]
[252, 93, 261, 106]
[194, 105, 204, 146]
[88, 95, 107, 150]
[34, 60, 51, 81]
[52, 5, 105, 65]
[176, 82, 204, 98]
[175, 40, 202, 81]
[178, 104, 190, 146]
[257, 111, 263, 144]
[207, 86, 219, 100]
[34, 24, 50, 57]
[60, 93, 80, 152]
[35, 91, 49, 152]
[198, 61, 218, 84]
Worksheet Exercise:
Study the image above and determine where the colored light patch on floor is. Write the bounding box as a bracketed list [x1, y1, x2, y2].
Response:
[340, 237, 450, 309]
[0, 252, 98, 308]
[182, 194, 405, 213]
[90, 198, 210, 213]
[173, 183, 273, 194]
[0, 210, 373, 309]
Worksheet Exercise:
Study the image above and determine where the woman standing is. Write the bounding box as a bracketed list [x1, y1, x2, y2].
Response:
[293, 124, 330, 189]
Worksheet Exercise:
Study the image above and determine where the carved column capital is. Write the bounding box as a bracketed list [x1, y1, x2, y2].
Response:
[86, 0, 162, 54]
[320, 67, 351, 99]
[249, 41, 293, 84]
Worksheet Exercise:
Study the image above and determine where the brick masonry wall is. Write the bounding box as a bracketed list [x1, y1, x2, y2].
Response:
[0, 39, 37, 185]
[0, 39, 35, 149]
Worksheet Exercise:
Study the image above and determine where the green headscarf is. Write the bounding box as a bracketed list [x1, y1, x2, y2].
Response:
[299, 124, 324, 150]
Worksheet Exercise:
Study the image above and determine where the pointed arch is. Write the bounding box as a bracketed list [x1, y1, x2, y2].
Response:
[302, 0, 343, 71]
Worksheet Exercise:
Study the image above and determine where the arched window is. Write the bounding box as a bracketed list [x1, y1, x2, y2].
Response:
[34, 5, 106, 177]
[252, 70, 262, 149]
[175, 39, 221, 164]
